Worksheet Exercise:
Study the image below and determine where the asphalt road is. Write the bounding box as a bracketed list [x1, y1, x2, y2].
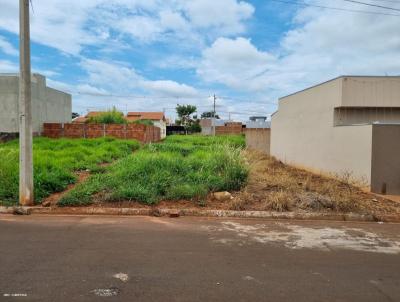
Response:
[0, 215, 399, 302]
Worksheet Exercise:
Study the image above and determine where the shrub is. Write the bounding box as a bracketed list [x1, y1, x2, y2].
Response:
[87, 107, 126, 124]
[132, 119, 154, 126]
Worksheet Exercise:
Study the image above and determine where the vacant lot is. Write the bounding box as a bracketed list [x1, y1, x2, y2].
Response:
[2, 135, 399, 218]
[59, 135, 248, 206]
[0, 137, 139, 205]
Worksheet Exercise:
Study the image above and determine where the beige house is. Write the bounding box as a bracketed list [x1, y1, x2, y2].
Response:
[271, 76, 400, 195]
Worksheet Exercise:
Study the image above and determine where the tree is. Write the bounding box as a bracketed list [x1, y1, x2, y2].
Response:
[201, 111, 220, 119]
[176, 104, 197, 127]
[175, 104, 202, 133]
[72, 112, 80, 119]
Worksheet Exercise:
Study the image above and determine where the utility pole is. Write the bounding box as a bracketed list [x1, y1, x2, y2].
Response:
[19, 0, 34, 206]
[212, 94, 216, 136]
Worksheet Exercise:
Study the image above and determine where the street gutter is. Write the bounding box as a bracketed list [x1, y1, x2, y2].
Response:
[1, 206, 400, 222]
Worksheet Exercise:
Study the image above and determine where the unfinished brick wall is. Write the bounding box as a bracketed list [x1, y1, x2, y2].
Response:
[42, 123, 161, 143]
[215, 122, 243, 135]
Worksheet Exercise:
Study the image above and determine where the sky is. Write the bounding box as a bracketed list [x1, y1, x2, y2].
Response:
[0, 0, 399, 121]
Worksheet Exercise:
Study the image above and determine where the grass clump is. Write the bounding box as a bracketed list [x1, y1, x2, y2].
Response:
[132, 119, 154, 126]
[60, 135, 248, 206]
[87, 107, 126, 124]
[0, 137, 140, 204]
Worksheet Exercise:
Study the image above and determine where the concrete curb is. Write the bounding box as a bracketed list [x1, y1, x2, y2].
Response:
[1, 206, 400, 222]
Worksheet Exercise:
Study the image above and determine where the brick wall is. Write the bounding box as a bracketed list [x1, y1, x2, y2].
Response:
[215, 122, 243, 135]
[42, 123, 161, 143]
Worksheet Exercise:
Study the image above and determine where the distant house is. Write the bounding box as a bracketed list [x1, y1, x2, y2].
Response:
[0, 73, 71, 134]
[271, 76, 400, 195]
[126, 112, 167, 138]
[72, 111, 103, 124]
[200, 119, 243, 135]
[246, 116, 271, 129]
[245, 116, 271, 154]
[72, 116, 87, 123]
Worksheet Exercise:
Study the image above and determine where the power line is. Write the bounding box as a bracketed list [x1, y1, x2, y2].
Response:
[342, 0, 400, 11]
[29, 0, 35, 14]
[270, 0, 400, 16]
[72, 91, 212, 99]
[218, 96, 277, 106]
[353, 0, 400, 3]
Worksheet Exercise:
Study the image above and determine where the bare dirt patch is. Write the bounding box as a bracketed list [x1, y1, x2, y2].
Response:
[41, 172, 90, 207]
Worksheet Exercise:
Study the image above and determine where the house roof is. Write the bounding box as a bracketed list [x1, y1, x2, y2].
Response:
[126, 112, 165, 121]
[279, 75, 400, 101]
[86, 111, 104, 117]
[72, 116, 87, 123]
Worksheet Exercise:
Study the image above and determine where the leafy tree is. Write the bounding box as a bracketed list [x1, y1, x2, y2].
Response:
[176, 104, 197, 127]
[201, 111, 220, 119]
[175, 104, 202, 133]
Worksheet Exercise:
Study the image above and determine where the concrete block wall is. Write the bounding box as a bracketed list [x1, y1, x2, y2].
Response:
[0, 74, 72, 134]
[245, 128, 271, 154]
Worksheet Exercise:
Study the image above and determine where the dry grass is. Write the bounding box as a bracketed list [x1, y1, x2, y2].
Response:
[263, 190, 293, 212]
[228, 150, 400, 215]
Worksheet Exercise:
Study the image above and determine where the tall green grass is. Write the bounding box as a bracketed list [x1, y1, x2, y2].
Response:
[0, 137, 140, 204]
[59, 135, 248, 206]
[87, 107, 126, 124]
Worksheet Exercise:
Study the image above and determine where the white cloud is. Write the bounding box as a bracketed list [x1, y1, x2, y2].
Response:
[0, 36, 18, 56]
[198, 37, 277, 91]
[80, 58, 199, 97]
[141, 80, 198, 97]
[0, 1, 102, 55]
[183, 0, 254, 34]
[0, 0, 253, 54]
[197, 5, 400, 95]
[0, 60, 18, 73]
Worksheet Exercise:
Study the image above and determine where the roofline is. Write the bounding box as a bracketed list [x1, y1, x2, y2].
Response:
[270, 110, 278, 117]
[0, 73, 71, 96]
[279, 75, 400, 101]
[46, 86, 72, 97]
[127, 112, 164, 114]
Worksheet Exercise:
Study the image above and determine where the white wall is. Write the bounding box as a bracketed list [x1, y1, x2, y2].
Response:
[153, 120, 167, 139]
[0, 74, 71, 134]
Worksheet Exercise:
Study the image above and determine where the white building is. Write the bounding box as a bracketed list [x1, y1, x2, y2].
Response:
[126, 112, 167, 138]
[246, 116, 271, 129]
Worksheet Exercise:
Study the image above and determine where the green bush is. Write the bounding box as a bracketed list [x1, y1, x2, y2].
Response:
[88, 107, 126, 124]
[0, 137, 140, 204]
[132, 119, 154, 126]
[60, 135, 248, 206]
